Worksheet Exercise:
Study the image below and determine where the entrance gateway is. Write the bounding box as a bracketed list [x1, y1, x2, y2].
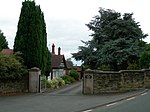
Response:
[29, 67, 46, 93]
[83, 72, 93, 94]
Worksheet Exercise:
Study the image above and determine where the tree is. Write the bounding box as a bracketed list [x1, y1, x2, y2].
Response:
[139, 52, 150, 69]
[41, 12, 48, 74]
[139, 44, 150, 69]
[45, 49, 51, 77]
[0, 30, 8, 51]
[72, 8, 148, 70]
[14, 0, 48, 74]
[66, 58, 74, 67]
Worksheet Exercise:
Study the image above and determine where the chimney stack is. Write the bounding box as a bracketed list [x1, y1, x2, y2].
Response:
[52, 44, 55, 54]
[58, 47, 61, 55]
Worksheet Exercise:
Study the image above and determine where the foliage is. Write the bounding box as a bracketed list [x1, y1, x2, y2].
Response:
[139, 52, 150, 69]
[14, 0, 48, 74]
[127, 62, 139, 70]
[72, 8, 147, 70]
[46, 77, 65, 88]
[0, 53, 27, 80]
[98, 65, 112, 71]
[56, 77, 65, 87]
[66, 58, 74, 67]
[0, 30, 8, 51]
[48, 78, 59, 88]
[61, 75, 75, 84]
[69, 70, 79, 81]
[145, 44, 150, 51]
[40, 76, 46, 89]
[45, 49, 51, 77]
[46, 80, 51, 88]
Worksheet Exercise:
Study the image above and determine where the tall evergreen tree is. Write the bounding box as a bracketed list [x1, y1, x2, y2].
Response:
[41, 11, 48, 73]
[45, 48, 51, 77]
[14, 0, 48, 73]
[0, 30, 8, 51]
[72, 8, 148, 70]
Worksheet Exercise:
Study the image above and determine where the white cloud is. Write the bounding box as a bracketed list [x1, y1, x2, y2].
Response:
[0, 0, 150, 65]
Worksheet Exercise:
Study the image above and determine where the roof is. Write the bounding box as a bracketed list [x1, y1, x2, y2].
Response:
[66, 61, 74, 69]
[51, 54, 67, 68]
[1, 49, 13, 55]
[74, 66, 83, 72]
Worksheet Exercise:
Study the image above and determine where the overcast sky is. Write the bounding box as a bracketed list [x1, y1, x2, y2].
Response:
[0, 0, 150, 65]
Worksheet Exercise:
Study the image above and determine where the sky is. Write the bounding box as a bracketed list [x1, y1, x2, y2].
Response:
[0, 0, 150, 65]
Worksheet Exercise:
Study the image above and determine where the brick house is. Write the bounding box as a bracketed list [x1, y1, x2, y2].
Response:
[51, 44, 67, 79]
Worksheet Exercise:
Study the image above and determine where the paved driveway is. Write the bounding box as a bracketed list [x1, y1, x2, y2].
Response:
[0, 81, 147, 112]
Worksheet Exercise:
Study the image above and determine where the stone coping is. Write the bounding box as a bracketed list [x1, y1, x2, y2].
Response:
[84, 69, 150, 74]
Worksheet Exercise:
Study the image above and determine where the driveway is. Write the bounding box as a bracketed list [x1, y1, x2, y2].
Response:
[0, 81, 147, 112]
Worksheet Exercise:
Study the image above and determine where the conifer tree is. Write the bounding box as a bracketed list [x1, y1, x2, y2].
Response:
[73, 8, 148, 70]
[45, 48, 51, 77]
[0, 30, 8, 51]
[14, 0, 48, 74]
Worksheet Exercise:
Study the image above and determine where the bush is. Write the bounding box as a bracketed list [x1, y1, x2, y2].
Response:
[56, 77, 65, 87]
[46, 77, 65, 88]
[61, 75, 75, 84]
[50, 78, 59, 88]
[69, 70, 79, 81]
[0, 53, 27, 81]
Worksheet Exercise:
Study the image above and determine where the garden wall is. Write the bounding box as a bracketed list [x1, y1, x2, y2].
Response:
[0, 74, 29, 94]
[83, 69, 150, 94]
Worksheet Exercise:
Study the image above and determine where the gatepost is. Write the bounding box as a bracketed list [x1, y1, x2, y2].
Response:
[29, 67, 41, 93]
[83, 71, 93, 94]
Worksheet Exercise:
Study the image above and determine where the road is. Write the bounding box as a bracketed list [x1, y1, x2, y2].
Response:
[87, 91, 150, 112]
[0, 81, 149, 112]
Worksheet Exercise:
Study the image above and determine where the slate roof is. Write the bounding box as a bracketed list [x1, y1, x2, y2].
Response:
[51, 54, 67, 69]
[1, 49, 13, 55]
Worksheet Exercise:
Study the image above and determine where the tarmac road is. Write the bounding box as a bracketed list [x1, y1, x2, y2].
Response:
[0, 81, 148, 112]
[90, 90, 150, 112]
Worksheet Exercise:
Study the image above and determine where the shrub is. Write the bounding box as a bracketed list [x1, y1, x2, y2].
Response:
[61, 75, 75, 84]
[50, 78, 59, 88]
[0, 53, 27, 81]
[69, 70, 79, 81]
[46, 77, 65, 88]
[56, 77, 65, 87]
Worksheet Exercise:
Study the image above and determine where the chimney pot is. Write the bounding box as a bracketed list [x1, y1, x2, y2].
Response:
[52, 44, 55, 54]
[58, 47, 61, 55]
